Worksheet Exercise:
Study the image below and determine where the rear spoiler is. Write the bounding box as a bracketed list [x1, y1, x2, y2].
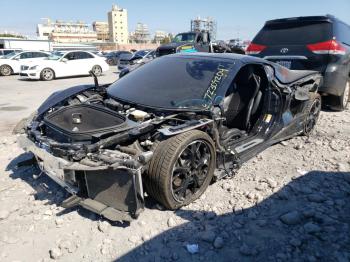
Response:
[265, 15, 333, 25]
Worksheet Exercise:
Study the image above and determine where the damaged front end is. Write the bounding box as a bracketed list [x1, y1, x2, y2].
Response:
[18, 135, 146, 221]
[17, 84, 213, 221]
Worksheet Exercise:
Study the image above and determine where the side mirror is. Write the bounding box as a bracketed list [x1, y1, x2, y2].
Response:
[61, 58, 68, 62]
[14, 57, 20, 60]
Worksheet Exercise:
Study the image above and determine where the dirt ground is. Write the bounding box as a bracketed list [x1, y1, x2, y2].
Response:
[0, 70, 349, 262]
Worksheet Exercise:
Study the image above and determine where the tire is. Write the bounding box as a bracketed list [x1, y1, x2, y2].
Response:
[0, 65, 13, 76]
[329, 80, 350, 111]
[107, 58, 114, 66]
[92, 65, 102, 76]
[145, 130, 216, 209]
[303, 93, 321, 136]
[40, 68, 55, 81]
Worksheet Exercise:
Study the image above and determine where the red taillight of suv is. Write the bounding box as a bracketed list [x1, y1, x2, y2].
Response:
[307, 39, 346, 55]
[246, 43, 267, 55]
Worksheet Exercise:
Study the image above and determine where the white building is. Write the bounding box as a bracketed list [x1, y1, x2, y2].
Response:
[93, 21, 109, 42]
[0, 37, 97, 51]
[154, 31, 169, 44]
[129, 23, 150, 43]
[37, 18, 97, 43]
[108, 4, 128, 44]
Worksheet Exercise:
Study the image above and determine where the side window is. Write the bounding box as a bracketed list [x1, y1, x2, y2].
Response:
[335, 22, 350, 45]
[196, 34, 203, 43]
[64, 52, 77, 60]
[19, 52, 33, 59]
[146, 51, 155, 58]
[33, 52, 49, 58]
[76, 52, 94, 59]
[202, 33, 208, 44]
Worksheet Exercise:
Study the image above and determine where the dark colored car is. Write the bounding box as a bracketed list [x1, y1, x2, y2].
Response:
[247, 15, 350, 110]
[156, 31, 212, 56]
[104, 51, 132, 66]
[212, 40, 242, 54]
[118, 49, 155, 70]
[17, 53, 322, 221]
[227, 39, 246, 54]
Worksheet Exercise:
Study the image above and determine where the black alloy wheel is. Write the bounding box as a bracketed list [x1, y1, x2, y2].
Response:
[145, 130, 216, 209]
[171, 140, 212, 203]
[304, 93, 321, 135]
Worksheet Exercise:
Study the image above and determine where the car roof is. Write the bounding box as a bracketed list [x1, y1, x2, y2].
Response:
[17, 50, 50, 54]
[55, 50, 94, 54]
[265, 15, 339, 25]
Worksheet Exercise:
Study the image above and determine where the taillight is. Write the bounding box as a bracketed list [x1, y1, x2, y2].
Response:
[307, 39, 346, 55]
[246, 43, 267, 55]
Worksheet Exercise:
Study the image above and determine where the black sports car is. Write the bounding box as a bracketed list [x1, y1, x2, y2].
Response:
[17, 53, 322, 222]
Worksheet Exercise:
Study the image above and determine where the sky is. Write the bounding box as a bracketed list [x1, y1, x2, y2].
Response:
[1, 0, 350, 40]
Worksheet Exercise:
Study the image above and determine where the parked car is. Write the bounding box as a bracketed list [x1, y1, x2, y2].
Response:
[211, 40, 232, 53]
[118, 49, 155, 70]
[104, 51, 132, 65]
[17, 53, 322, 221]
[90, 50, 104, 57]
[247, 15, 350, 110]
[20, 50, 109, 81]
[0, 51, 50, 76]
[156, 31, 214, 56]
[227, 39, 246, 54]
[0, 49, 22, 58]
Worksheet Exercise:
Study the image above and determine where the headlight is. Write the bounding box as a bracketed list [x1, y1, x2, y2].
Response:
[29, 65, 38, 70]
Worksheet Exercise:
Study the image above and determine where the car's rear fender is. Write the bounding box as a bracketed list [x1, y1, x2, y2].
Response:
[320, 63, 349, 96]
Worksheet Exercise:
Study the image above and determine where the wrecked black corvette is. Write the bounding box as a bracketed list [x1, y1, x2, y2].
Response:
[18, 53, 322, 222]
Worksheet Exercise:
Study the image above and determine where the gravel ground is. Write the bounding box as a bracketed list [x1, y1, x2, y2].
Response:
[0, 72, 349, 261]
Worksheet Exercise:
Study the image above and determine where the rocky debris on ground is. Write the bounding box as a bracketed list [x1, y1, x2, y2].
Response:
[0, 109, 349, 261]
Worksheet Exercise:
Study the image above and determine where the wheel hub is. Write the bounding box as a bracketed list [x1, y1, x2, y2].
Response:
[171, 140, 211, 202]
[305, 98, 321, 134]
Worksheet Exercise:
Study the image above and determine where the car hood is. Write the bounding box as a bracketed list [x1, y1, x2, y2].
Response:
[37, 84, 95, 115]
[20, 59, 60, 67]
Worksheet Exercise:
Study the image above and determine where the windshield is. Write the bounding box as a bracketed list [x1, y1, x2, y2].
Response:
[46, 52, 65, 60]
[1, 52, 18, 59]
[173, 33, 196, 43]
[134, 50, 149, 58]
[107, 56, 235, 110]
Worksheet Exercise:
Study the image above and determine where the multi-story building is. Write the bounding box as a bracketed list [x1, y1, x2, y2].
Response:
[92, 21, 109, 42]
[37, 19, 97, 43]
[108, 4, 128, 44]
[129, 23, 150, 43]
[153, 30, 169, 44]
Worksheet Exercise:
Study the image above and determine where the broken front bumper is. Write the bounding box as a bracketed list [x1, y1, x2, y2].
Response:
[18, 135, 144, 222]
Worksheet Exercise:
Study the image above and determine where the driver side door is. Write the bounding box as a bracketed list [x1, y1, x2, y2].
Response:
[56, 52, 84, 77]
